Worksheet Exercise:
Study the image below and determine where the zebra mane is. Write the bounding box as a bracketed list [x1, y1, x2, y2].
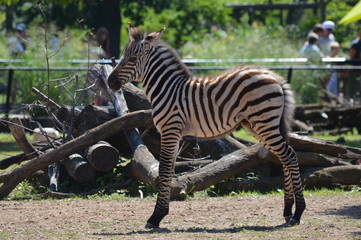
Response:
[157, 41, 193, 77]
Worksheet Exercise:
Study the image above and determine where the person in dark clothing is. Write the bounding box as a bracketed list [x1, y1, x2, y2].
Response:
[350, 29, 361, 59]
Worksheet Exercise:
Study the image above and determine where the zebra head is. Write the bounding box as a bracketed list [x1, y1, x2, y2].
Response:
[108, 25, 164, 91]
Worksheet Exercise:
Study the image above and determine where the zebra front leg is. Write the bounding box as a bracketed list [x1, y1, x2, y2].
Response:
[146, 131, 181, 229]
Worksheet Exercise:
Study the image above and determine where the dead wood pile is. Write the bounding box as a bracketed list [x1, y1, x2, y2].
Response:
[0, 64, 360, 199]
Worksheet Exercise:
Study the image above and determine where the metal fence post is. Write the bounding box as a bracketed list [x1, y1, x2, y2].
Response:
[287, 67, 293, 83]
[5, 68, 14, 119]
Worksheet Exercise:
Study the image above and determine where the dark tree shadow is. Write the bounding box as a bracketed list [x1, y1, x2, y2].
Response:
[323, 205, 361, 219]
[93, 223, 290, 237]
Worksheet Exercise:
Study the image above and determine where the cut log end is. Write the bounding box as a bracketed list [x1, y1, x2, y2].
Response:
[86, 141, 119, 172]
[61, 153, 95, 183]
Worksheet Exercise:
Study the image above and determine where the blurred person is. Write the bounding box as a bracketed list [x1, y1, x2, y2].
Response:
[8, 23, 28, 57]
[308, 23, 325, 38]
[349, 28, 361, 59]
[303, 23, 325, 47]
[330, 41, 341, 58]
[347, 28, 361, 102]
[318, 20, 336, 57]
[93, 27, 111, 106]
[49, 33, 60, 51]
[90, 27, 111, 59]
[300, 32, 324, 63]
[326, 41, 341, 96]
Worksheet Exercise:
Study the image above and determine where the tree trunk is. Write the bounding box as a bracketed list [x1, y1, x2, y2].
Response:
[105, 0, 121, 59]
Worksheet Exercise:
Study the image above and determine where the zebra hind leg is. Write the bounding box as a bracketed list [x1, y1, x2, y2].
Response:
[246, 120, 305, 225]
[270, 141, 306, 225]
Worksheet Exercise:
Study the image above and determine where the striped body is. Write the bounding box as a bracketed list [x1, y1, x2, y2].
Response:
[150, 65, 289, 140]
[108, 26, 305, 228]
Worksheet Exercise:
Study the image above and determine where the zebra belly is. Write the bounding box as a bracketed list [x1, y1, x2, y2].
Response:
[181, 112, 242, 139]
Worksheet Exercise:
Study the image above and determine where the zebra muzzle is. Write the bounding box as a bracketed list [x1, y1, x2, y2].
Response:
[107, 73, 124, 91]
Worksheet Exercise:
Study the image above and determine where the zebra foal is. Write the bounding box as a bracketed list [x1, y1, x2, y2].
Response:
[108, 25, 306, 229]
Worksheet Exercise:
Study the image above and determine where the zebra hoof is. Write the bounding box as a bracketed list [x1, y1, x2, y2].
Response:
[284, 215, 293, 223]
[287, 218, 300, 226]
[145, 222, 159, 229]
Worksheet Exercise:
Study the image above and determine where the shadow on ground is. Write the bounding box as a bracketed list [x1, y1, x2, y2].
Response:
[324, 205, 361, 219]
[93, 223, 289, 237]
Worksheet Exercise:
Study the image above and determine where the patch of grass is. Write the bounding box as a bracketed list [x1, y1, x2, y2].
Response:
[304, 187, 361, 197]
[0, 133, 34, 160]
[234, 127, 361, 148]
[0, 231, 11, 238]
[187, 187, 361, 200]
[311, 128, 361, 148]
[233, 128, 257, 142]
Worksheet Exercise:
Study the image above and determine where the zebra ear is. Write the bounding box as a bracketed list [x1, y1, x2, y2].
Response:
[128, 23, 142, 42]
[144, 28, 165, 44]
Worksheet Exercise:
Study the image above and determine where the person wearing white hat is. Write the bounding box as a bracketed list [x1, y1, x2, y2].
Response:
[8, 23, 28, 57]
[318, 20, 336, 57]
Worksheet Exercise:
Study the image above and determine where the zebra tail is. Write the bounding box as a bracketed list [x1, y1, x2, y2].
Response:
[280, 81, 296, 142]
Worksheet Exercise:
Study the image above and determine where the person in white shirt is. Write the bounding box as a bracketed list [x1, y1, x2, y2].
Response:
[300, 32, 324, 63]
[318, 20, 336, 57]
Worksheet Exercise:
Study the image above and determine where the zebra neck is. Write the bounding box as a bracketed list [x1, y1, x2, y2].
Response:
[141, 46, 191, 102]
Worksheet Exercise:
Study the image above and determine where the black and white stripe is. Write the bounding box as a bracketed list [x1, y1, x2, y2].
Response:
[108, 26, 305, 228]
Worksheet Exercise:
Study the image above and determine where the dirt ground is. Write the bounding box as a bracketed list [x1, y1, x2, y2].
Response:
[0, 194, 360, 240]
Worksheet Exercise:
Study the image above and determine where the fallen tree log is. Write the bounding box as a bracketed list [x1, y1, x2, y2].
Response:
[61, 153, 95, 183]
[0, 110, 153, 199]
[56, 106, 82, 128]
[294, 104, 361, 131]
[85, 141, 119, 172]
[304, 165, 361, 188]
[259, 150, 351, 167]
[8, 118, 40, 160]
[215, 164, 361, 192]
[215, 175, 284, 193]
[175, 159, 215, 173]
[170, 144, 264, 199]
[290, 134, 361, 159]
[7, 118, 52, 188]
[0, 153, 26, 170]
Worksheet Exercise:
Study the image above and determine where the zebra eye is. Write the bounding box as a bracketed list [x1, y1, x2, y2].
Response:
[129, 56, 137, 62]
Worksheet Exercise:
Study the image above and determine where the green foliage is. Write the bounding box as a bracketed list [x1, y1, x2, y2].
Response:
[312, 128, 361, 148]
[0, 21, 93, 107]
[0, 133, 33, 161]
[9, 180, 45, 199]
[0, 1, 359, 106]
[181, 24, 300, 59]
[291, 69, 324, 104]
[130, 0, 233, 48]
